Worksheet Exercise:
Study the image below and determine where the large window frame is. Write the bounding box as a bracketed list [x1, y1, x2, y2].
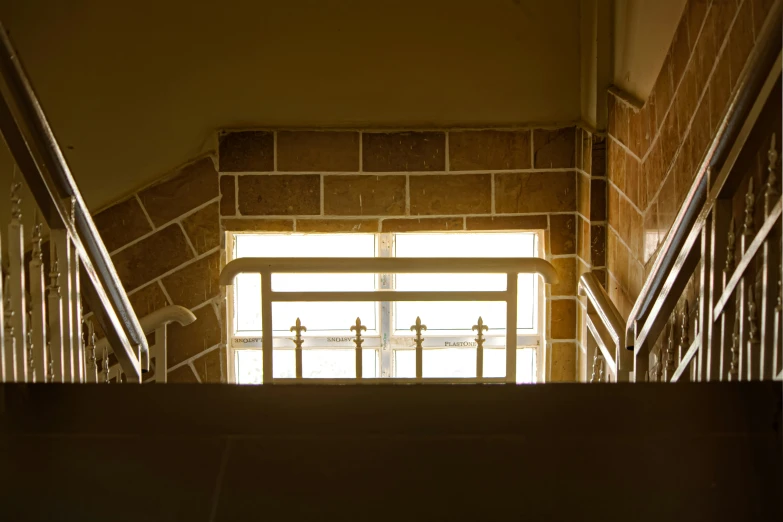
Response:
[225, 230, 547, 383]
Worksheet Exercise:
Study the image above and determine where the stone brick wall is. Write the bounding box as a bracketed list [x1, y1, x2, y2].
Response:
[91, 125, 608, 383]
[93, 157, 224, 383]
[605, 0, 774, 318]
[218, 127, 606, 382]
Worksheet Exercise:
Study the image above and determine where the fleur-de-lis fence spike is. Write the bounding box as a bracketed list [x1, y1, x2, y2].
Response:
[410, 316, 427, 341]
[32, 213, 43, 262]
[290, 318, 306, 379]
[664, 316, 676, 381]
[655, 347, 664, 382]
[411, 316, 427, 380]
[48, 250, 60, 297]
[729, 293, 740, 380]
[725, 216, 736, 274]
[350, 318, 367, 379]
[47, 342, 54, 383]
[680, 301, 690, 351]
[472, 316, 489, 379]
[742, 176, 756, 240]
[590, 351, 604, 383]
[777, 264, 782, 314]
[10, 179, 22, 221]
[748, 284, 759, 344]
[86, 320, 97, 382]
[4, 277, 16, 382]
[765, 134, 779, 217]
[26, 306, 34, 381]
[102, 346, 110, 383]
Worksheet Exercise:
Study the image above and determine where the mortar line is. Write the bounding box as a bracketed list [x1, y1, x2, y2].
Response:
[135, 194, 156, 230]
[109, 196, 221, 255]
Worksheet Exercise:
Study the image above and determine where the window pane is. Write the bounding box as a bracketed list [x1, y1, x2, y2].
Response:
[395, 348, 476, 378]
[394, 347, 535, 382]
[303, 349, 378, 378]
[394, 233, 537, 332]
[235, 349, 378, 382]
[233, 234, 376, 333]
[235, 272, 261, 332]
[483, 348, 537, 383]
[272, 302, 377, 333]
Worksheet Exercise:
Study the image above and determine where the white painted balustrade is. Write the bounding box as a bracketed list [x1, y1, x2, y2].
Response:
[0, 20, 154, 383]
[96, 305, 196, 383]
[219, 256, 558, 384]
[588, 8, 783, 383]
[0, 176, 197, 384]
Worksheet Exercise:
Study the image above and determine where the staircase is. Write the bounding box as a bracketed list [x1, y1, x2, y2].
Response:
[0, 4, 782, 522]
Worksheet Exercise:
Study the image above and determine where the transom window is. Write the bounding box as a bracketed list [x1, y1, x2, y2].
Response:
[226, 231, 545, 383]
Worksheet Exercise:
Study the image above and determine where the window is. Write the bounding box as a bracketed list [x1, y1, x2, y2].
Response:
[226, 231, 544, 383]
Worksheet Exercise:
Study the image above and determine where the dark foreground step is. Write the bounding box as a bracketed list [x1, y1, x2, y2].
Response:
[1, 382, 781, 521]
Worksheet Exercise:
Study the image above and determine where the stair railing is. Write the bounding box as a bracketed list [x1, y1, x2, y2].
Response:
[0, 21, 148, 382]
[220, 257, 557, 384]
[578, 272, 630, 382]
[623, 2, 783, 382]
[95, 305, 196, 383]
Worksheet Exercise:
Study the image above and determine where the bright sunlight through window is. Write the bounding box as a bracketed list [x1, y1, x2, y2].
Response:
[227, 231, 543, 383]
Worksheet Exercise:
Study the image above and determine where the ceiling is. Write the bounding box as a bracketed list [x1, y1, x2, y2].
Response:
[613, 0, 688, 102]
[0, 0, 685, 226]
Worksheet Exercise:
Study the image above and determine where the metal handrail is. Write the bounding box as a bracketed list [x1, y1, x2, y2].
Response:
[220, 256, 557, 384]
[0, 21, 148, 378]
[623, 2, 783, 353]
[95, 306, 196, 353]
[220, 257, 559, 284]
[579, 273, 625, 349]
[578, 272, 631, 380]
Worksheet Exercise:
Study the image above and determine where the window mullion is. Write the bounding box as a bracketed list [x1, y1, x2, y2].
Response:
[378, 232, 393, 377]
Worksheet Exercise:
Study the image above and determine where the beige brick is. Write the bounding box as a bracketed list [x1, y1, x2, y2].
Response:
[581, 130, 593, 174]
[534, 128, 575, 168]
[590, 179, 607, 221]
[728, 0, 754, 88]
[551, 257, 577, 297]
[549, 214, 576, 255]
[238, 174, 320, 215]
[466, 215, 547, 231]
[94, 197, 152, 253]
[297, 219, 379, 233]
[608, 140, 626, 193]
[409, 174, 491, 215]
[323, 175, 406, 216]
[591, 225, 607, 267]
[138, 158, 217, 227]
[192, 347, 225, 383]
[162, 251, 221, 310]
[168, 305, 221, 367]
[495, 171, 575, 213]
[448, 130, 531, 170]
[112, 225, 194, 292]
[219, 131, 274, 172]
[128, 283, 170, 320]
[182, 202, 220, 255]
[363, 132, 445, 172]
[381, 217, 463, 232]
[277, 131, 359, 172]
[709, 51, 732, 135]
[577, 217, 590, 262]
[550, 341, 577, 382]
[577, 172, 590, 218]
[551, 299, 577, 340]
[167, 364, 199, 383]
[591, 136, 606, 177]
[219, 175, 236, 216]
[222, 219, 294, 232]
